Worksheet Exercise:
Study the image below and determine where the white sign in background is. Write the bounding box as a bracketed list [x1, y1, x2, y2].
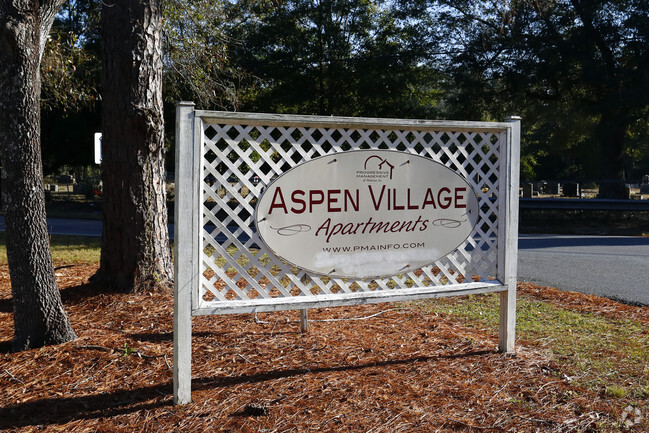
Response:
[94, 132, 102, 165]
[255, 150, 480, 279]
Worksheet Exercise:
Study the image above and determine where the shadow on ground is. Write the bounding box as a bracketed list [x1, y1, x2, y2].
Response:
[0, 350, 493, 429]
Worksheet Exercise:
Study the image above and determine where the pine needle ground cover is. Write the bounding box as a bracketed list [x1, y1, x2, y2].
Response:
[1, 241, 647, 432]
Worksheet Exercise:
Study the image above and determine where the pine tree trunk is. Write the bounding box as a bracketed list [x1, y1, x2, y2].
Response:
[597, 109, 629, 199]
[95, 0, 173, 293]
[0, 0, 77, 351]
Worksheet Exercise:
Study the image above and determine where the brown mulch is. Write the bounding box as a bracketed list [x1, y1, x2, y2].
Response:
[518, 282, 649, 325]
[0, 264, 646, 432]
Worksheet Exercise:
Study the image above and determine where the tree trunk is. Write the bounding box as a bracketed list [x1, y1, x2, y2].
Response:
[0, 0, 77, 351]
[596, 109, 629, 199]
[95, 0, 173, 293]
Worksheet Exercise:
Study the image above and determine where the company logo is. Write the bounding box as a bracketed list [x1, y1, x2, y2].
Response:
[356, 155, 395, 181]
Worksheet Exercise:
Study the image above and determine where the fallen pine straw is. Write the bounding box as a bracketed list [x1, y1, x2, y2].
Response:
[0, 264, 646, 432]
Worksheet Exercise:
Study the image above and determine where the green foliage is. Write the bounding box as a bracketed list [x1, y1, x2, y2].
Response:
[36, 1, 649, 183]
[121, 342, 137, 357]
[41, 31, 99, 112]
[162, 0, 251, 110]
[41, 0, 101, 113]
[228, 0, 442, 117]
[416, 293, 649, 399]
[426, 0, 649, 181]
[605, 385, 629, 399]
[40, 0, 102, 175]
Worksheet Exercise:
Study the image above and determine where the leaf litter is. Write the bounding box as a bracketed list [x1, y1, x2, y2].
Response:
[0, 264, 647, 432]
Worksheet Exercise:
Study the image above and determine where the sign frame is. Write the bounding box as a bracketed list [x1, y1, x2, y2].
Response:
[173, 103, 520, 404]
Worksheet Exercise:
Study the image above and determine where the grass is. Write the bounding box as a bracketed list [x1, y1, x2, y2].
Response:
[0, 232, 101, 265]
[415, 293, 649, 402]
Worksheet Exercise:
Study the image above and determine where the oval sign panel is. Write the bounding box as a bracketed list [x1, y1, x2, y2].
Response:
[255, 150, 480, 279]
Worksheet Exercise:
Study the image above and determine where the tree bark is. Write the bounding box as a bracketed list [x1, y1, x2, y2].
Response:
[95, 0, 173, 293]
[596, 108, 629, 198]
[0, 0, 77, 351]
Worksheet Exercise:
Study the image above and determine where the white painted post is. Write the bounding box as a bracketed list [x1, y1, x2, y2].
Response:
[498, 116, 521, 353]
[174, 102, 196, 404]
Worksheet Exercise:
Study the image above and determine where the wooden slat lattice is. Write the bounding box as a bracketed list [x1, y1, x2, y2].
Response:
[194, 114, 509, 315]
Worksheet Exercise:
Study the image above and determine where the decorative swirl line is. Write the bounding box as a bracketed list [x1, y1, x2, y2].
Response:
[432, 218, 466, 229]
[269, 224, 312, 236]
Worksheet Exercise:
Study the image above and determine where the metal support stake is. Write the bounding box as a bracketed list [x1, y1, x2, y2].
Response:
[300, 309, 309, 333]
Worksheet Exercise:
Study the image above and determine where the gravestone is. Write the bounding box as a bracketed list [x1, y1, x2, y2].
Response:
[563, 182, 580, 197]
[522, 183, 534, 198]
[641, 175, 649, 194]
[544, 182, 561, 195]
[599, 180, 630, 199]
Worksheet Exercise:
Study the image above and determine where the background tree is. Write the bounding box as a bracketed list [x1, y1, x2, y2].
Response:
[40, 0, 102, 177]
[0, 0, 77, 350]
[424, 0, 649, 192]
[163, 0, 248, 111]
[161, 0, 649, 185]
[93, 0, 173, 293]
[228, 0, 441, 117]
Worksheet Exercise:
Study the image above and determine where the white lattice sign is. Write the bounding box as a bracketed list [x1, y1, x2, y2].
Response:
[173, 104, 520, 404]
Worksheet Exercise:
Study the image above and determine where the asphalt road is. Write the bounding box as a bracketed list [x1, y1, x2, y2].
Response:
[518, 234, 649, 306]
[1, 216, 647, 305]
[0, 216, 103, 238]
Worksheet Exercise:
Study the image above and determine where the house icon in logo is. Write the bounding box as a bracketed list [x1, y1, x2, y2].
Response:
[364, 155, 395, 179]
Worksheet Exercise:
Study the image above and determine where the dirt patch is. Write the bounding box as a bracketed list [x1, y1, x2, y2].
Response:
[0, 264, 646, 432]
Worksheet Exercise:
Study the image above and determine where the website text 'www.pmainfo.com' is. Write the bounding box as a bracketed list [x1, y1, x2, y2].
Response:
[322, 242, 425, 253]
